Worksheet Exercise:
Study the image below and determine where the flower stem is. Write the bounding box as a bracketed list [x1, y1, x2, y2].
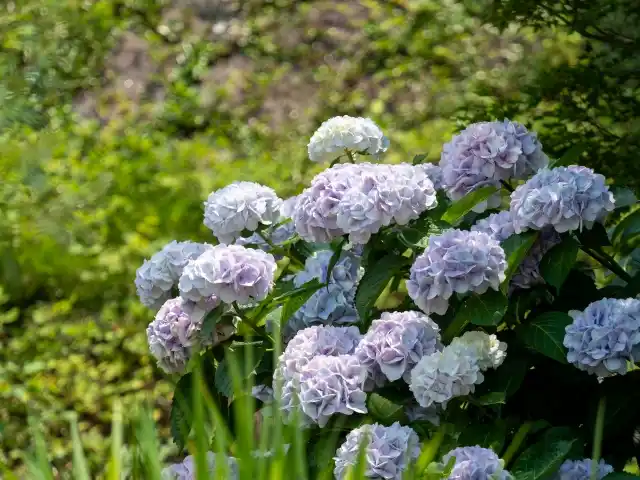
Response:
[502, 421, 532, 466]
[345, 149, 356, 163]
[591, 396, 606, 480]
[580, 244, 633, 283]
[232, 302, 273, 342]
[500, 180, 514, 193]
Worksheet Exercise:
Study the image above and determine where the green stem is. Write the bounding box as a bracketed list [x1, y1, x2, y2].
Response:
[581, 244, 633, 283]
[500, 180, 514, 193]
[345, 149, 356, 163]
[416, 424, 446, 473]
[591, 397, 606, 480]
[502, 421, 532, 466]
[256, 230, 305, 269]
[232, 302, 273, 342]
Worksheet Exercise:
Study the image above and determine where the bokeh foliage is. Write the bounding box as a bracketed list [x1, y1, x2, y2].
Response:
[0, 0, 632, 475]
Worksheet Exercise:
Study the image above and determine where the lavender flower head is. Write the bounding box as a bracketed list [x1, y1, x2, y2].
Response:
[449, 331, 507, 371]
[297, 354, 368, 426]
[471, 211, 517, 243]
[135, 241, 209, 310]
[161, 452, 238, 480]
[440, 119, 548, 212]
[203, 181, 282, 244]
[554, 459, 614, 480]
[334, 422, 421, 480]
[251, 384, 274, 403]
[510, 165, 615, 233]
[307, 116, 389, 163]
[440, 446, 513, 480]
[355, 311, 442, 386]
[564, 297, 640, 377]
[294, 250, 361, 291]
[409, 344, 484, 408]
[146, 297, 221, 374]
[179, 245, 276, 305]
[417, 162, 444, 190]
[407, 229, 507, 315]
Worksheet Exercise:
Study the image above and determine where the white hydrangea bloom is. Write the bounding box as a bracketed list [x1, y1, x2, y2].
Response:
[449, 331, 507, 371]
[203, 181, 283, 244]
[307, 116, 389, 163]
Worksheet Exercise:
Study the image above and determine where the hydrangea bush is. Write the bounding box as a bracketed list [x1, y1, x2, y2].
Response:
[136, 116, 640, 479]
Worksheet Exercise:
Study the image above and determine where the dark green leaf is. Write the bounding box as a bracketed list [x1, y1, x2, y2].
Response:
[457, 422, 507, 453]
[281, 283, 324, 327]
[325, 237, 348, 285]
[200, 304, 225, 339]
[519, 312, 572, 363]
[445, 291, 508, 341]
[612, 210, 640, 254]
[367, 393, 406, 425]
[611, 187, 637, 210]
[441, 186, 499, 225]
[355, 253, 409, 321]
[604, 474, 640, 480]
[501, 231, 539, 291]
[510, 428, 578, 480]
[577, 223, 611, 248]
[170, 373, 194, 450]
[214, 359, 233, 398]
[270, 278, 323, 304]
[550, 143, 587, 168]
[540, 236, 580, 291]
[474, 357, 528, 405]
[412, 154, 427, 165]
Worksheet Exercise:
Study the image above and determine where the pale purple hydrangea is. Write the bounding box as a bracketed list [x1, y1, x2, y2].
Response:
[146, 297, 223, 374]
[297, 354, 368, 427]
[449, 331, 507, 371]
[203, 181, 283, 244]
[407, 229, 507, 315]
[161, 452, 238, 480]
[291, 163, 438, 244]
[251, 384, 274, 403]
[440, 119, 548, 212]
[510, 166, 615, 233]
[564, 298, 640, 377]
[441, 446, 513, 480]
[135, 241, 209, 310]
[418, 162, 443, 190]
[179, 245, 276, 305]
[355, 311, 442, 386]
[294, 250, 361, 291]
[471, 211, 517, 243]
[334, 422, 421, 480]
[307, 116, 389, 163]
[409, 343, 484, 408]
[554, 459, 614, 480]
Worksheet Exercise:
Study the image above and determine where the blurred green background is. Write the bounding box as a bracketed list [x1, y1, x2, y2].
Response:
[0, 0, 638, 475]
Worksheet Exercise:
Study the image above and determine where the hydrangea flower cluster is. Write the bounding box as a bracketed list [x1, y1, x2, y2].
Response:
[203, 181, 283, 244]
[554, 459, 614, 480]
[418, 162, 443, 190]
[407, 229, 507, 315]
[291, 162, 438, 244]
[564, 297, 640, 377]
[307, 116, 389, 163]
[333, 422, 421, 480]
[510, 166, 615, 233]
[162, 452, 239, 480]
[440, 119, 548, 210]
[135, 241, 209, 310]
[409, 331, 505, 408]
[283, 249, 362, 340]
[355, 311, 442, 386]
[179, 244, 276, 305]
[439, 446, 513, 480]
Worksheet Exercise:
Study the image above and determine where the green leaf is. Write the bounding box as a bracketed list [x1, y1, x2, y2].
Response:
[270, 278, 323, 304]
[550, 143, 587, 168]
[612, 210, 640, 253]
[501, 231, 539, 291]
[441, 186, 499, 225]
[611, 187, 637, 210]
[510, 428, 579, 480]
[170, 373, 194, 450]
[412, 154, 427, 165]
[200, 304, 225, 339]
[457, 422, 507, 453]
[367, 393, 406, 425]
[325, 237, 348, 285]
[445, 290, 508, 341]
[577, 223, 611, 248]
[474, 357, 528, 405]
[604, 474, 640, 480]
[540, 236, 580, 291]
[281, 282, 325, 327]
[214, 359, 233, 398]
[355, 253, 408, 321]
[519, 312, 572, 363]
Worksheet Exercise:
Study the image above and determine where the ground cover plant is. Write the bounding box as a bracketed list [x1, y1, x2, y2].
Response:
[124, 115, 640, 479]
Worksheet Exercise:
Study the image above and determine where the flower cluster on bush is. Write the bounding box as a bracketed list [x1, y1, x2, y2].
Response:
[134, 116, 637, 479]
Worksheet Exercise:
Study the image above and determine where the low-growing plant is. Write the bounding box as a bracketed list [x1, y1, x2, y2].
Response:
[128, 115, 640, 479]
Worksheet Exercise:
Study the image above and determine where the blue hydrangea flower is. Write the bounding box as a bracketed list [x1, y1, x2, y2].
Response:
[440, 120, 548, 211]
[334, 422, 421, 480]
[564, 298, 640, 377]
[161, 452, 238, 480]
[203, 181, 283, 244]
[471, 211, 517, 243]
[440, 446, 513, 480]
[355, 311, 442, 386]
[554, 459, 614, 480]
[407, 229, 506, 315]
[179, 245, 276, 305]
[418, 162, 444, 190]
[307, 116, 389, 163]
[135, 241, 210, 310]
[510, 166, 615, 233]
